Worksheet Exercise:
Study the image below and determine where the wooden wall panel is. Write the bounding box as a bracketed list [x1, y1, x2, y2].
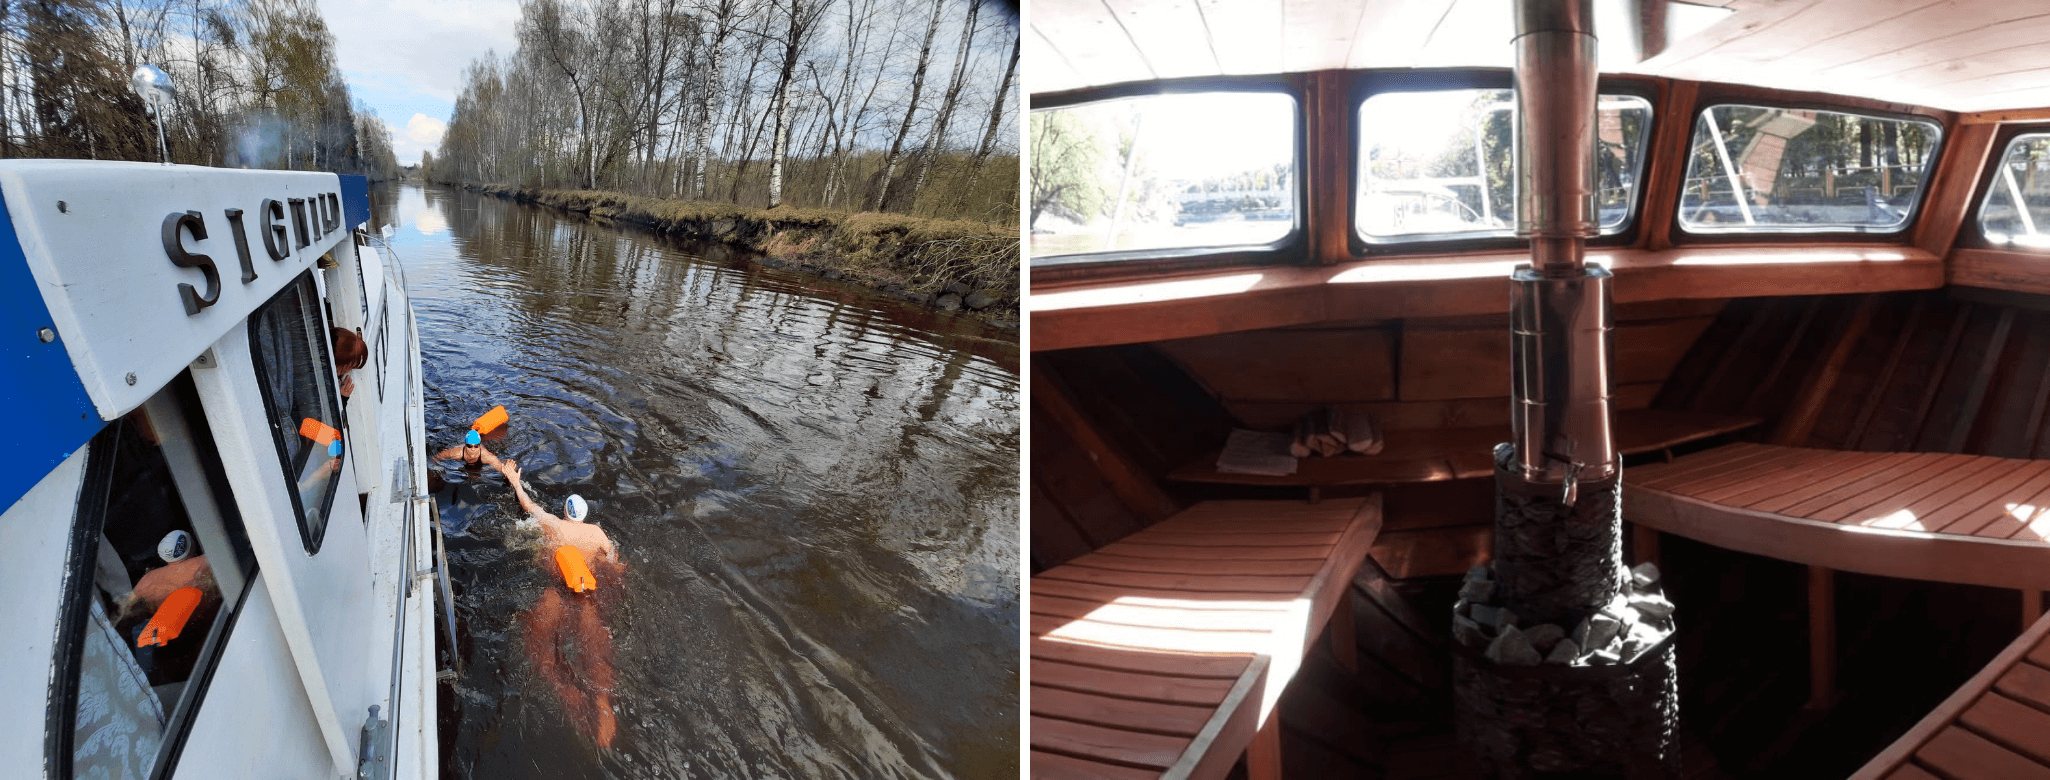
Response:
[1151, 303, 1722, 431]
[1617, 315, 1721, 386]
[1222, 397, 1509, 432]
[1157, 328, 1396, 403]
[1031, 481, 1097, 572]
[1401, 322, 1510, 401]
[1953, 249, 2050, 296]
[1913, 122, 1999, 258]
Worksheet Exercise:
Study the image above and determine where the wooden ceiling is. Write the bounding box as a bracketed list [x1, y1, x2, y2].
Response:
[1027, 0, 2050, 113]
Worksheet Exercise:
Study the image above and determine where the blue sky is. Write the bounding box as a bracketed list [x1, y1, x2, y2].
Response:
[319, 0, 520, 165]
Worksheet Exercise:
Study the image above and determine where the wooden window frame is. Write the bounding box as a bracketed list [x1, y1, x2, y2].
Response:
[1028, 74, 1311, 285]
[1663, 83, 1954, 247]
[1344, 69, 1663, 257]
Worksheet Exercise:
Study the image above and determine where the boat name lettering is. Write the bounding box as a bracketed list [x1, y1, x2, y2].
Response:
[162, 191, 341, 317]
[161, 210, 218, 315]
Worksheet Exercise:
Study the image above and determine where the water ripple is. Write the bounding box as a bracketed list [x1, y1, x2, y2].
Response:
[380, 184, 1018, 780]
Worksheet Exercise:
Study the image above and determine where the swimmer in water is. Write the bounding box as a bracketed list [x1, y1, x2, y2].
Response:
[499, 459, 623, 748]
[434, 429, 501, 470]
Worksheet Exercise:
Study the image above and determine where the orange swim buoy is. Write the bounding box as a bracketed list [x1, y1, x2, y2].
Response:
[137, 587, 204, 647]
[299, 417, 341, 447]
[473, 406, 509, 435]
[556, 546, 596, 594]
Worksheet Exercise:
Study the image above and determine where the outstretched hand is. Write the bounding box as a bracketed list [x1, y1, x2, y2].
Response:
[499, 459, 522, 481]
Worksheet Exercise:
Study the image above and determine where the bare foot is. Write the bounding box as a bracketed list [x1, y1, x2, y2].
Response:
[594, 695, 617, 749]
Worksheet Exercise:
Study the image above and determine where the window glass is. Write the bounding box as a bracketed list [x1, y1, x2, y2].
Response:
[60, 398, 254, 779]
[1029, 91, 1296, 262]
[1978, 134, 2050, 249]
[1680, 105, 1940, 233]
[250, 272, 344, 553]
[1356, 90, 1652, 241]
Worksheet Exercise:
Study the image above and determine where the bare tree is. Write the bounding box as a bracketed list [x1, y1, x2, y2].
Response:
[871, 0, 943, 211]
[762, 0, 828, 207]
[907, 0, 978, 211]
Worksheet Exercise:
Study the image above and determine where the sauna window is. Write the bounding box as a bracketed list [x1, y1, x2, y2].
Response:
[1028, 91, 1298, 262]
[52, 379, 256, 779]
[1978, 134, 2050, 248]
[1355, 90, 1652, 242]
[250, 271, 345, 554]
[1679, 106, 1941, 234]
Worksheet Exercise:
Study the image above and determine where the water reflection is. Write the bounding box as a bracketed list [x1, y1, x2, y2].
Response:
[372, 184, 1019, 779]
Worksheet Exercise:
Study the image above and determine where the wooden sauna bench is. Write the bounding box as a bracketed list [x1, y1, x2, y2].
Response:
[1626, 442, 2050, 708]
[1851, 611, 2050, 780]
[1168, 409, 1760, 490]
[1029, 496, 1384, 780]
[1626, 443, 2050, 593]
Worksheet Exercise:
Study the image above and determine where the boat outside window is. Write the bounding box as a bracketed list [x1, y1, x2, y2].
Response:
[1679, 105, 1940, 234]
[1029, 91, 1297, 263]
[250, 271, 345, 554]
[1978, 134, 2050, 249]
[1356, 90, 1652, 242]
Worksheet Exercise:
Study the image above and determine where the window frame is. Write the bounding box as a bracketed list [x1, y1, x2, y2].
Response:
[44, 377, 261, 780]
[1346, 70, 1662, 255]
[1027, 74, 1310, 277]
[1668, 96, 1948, 243]
[1963, 123, 2050, 251]
[247, 270, 346, 555]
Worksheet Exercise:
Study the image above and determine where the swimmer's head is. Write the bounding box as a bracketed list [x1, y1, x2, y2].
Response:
[158, 530, 193, 563]
[564, 494, 589, 523]
[465, 430, 481, 446]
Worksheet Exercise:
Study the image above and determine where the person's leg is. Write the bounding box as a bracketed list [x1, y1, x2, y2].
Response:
[526, 588, 596, 735]
[572, 596, 618, 748]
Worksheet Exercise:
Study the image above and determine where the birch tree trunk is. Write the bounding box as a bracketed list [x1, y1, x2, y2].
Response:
[956, 31, 1016, 209]
[909, 0, 979, 212]
[872, 0, 944, 211]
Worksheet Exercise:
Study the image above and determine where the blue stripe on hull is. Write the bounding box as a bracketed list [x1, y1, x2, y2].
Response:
[0, 188, 105, 513]
[340, 174, 369, 230]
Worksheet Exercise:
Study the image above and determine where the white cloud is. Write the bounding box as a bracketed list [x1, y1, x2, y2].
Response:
[320, 0, 518, 164]
[405, 113, 448, 148]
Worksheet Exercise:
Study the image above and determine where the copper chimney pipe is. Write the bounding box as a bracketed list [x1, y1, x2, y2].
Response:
[1509, 0, 1615, 491]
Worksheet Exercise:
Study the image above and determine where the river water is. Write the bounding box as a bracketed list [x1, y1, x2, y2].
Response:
[365, 183, 1019, 779]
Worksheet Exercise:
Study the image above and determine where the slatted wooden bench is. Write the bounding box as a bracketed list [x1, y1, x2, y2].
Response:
[1029, 497, 1383, 780]
[1626, 443, 2050, 706]
[1851, 611, 2050, 780]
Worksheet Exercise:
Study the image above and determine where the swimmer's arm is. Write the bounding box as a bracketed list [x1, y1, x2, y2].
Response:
[432, 445, 463, 460]
[500, 461, 556, 522]
[478, 448, 503, 467]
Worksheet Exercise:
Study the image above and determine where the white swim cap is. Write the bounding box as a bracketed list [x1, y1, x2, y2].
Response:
[564, 494, 588, 523]
[158, 530, 194, 563]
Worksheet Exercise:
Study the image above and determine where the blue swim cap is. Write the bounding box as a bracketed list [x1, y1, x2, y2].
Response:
[465, 430, 481, 445]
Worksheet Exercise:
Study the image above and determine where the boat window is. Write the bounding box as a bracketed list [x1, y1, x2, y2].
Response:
[1978, 133, 2050, 249]
[1356, 90, 1653, 242]
[249, 271, 345, 554]
[1028, 90, 1297, 263]
[51, 377, 256, 780]
[1678, 105, 1941, 234]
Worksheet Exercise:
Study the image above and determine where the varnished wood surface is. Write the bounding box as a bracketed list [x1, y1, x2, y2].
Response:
[1852, 611, 2050, 780]
[1952, 249, 2050, 299]
[1628, 444, 2050, 590]
[1030, 497, 1384, 780]
[1031, 246, 1942, 352]
[1170, 409, 1759, 487]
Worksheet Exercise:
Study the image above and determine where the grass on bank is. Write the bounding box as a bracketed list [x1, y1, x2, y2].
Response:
[463, 184, 1020, 312]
